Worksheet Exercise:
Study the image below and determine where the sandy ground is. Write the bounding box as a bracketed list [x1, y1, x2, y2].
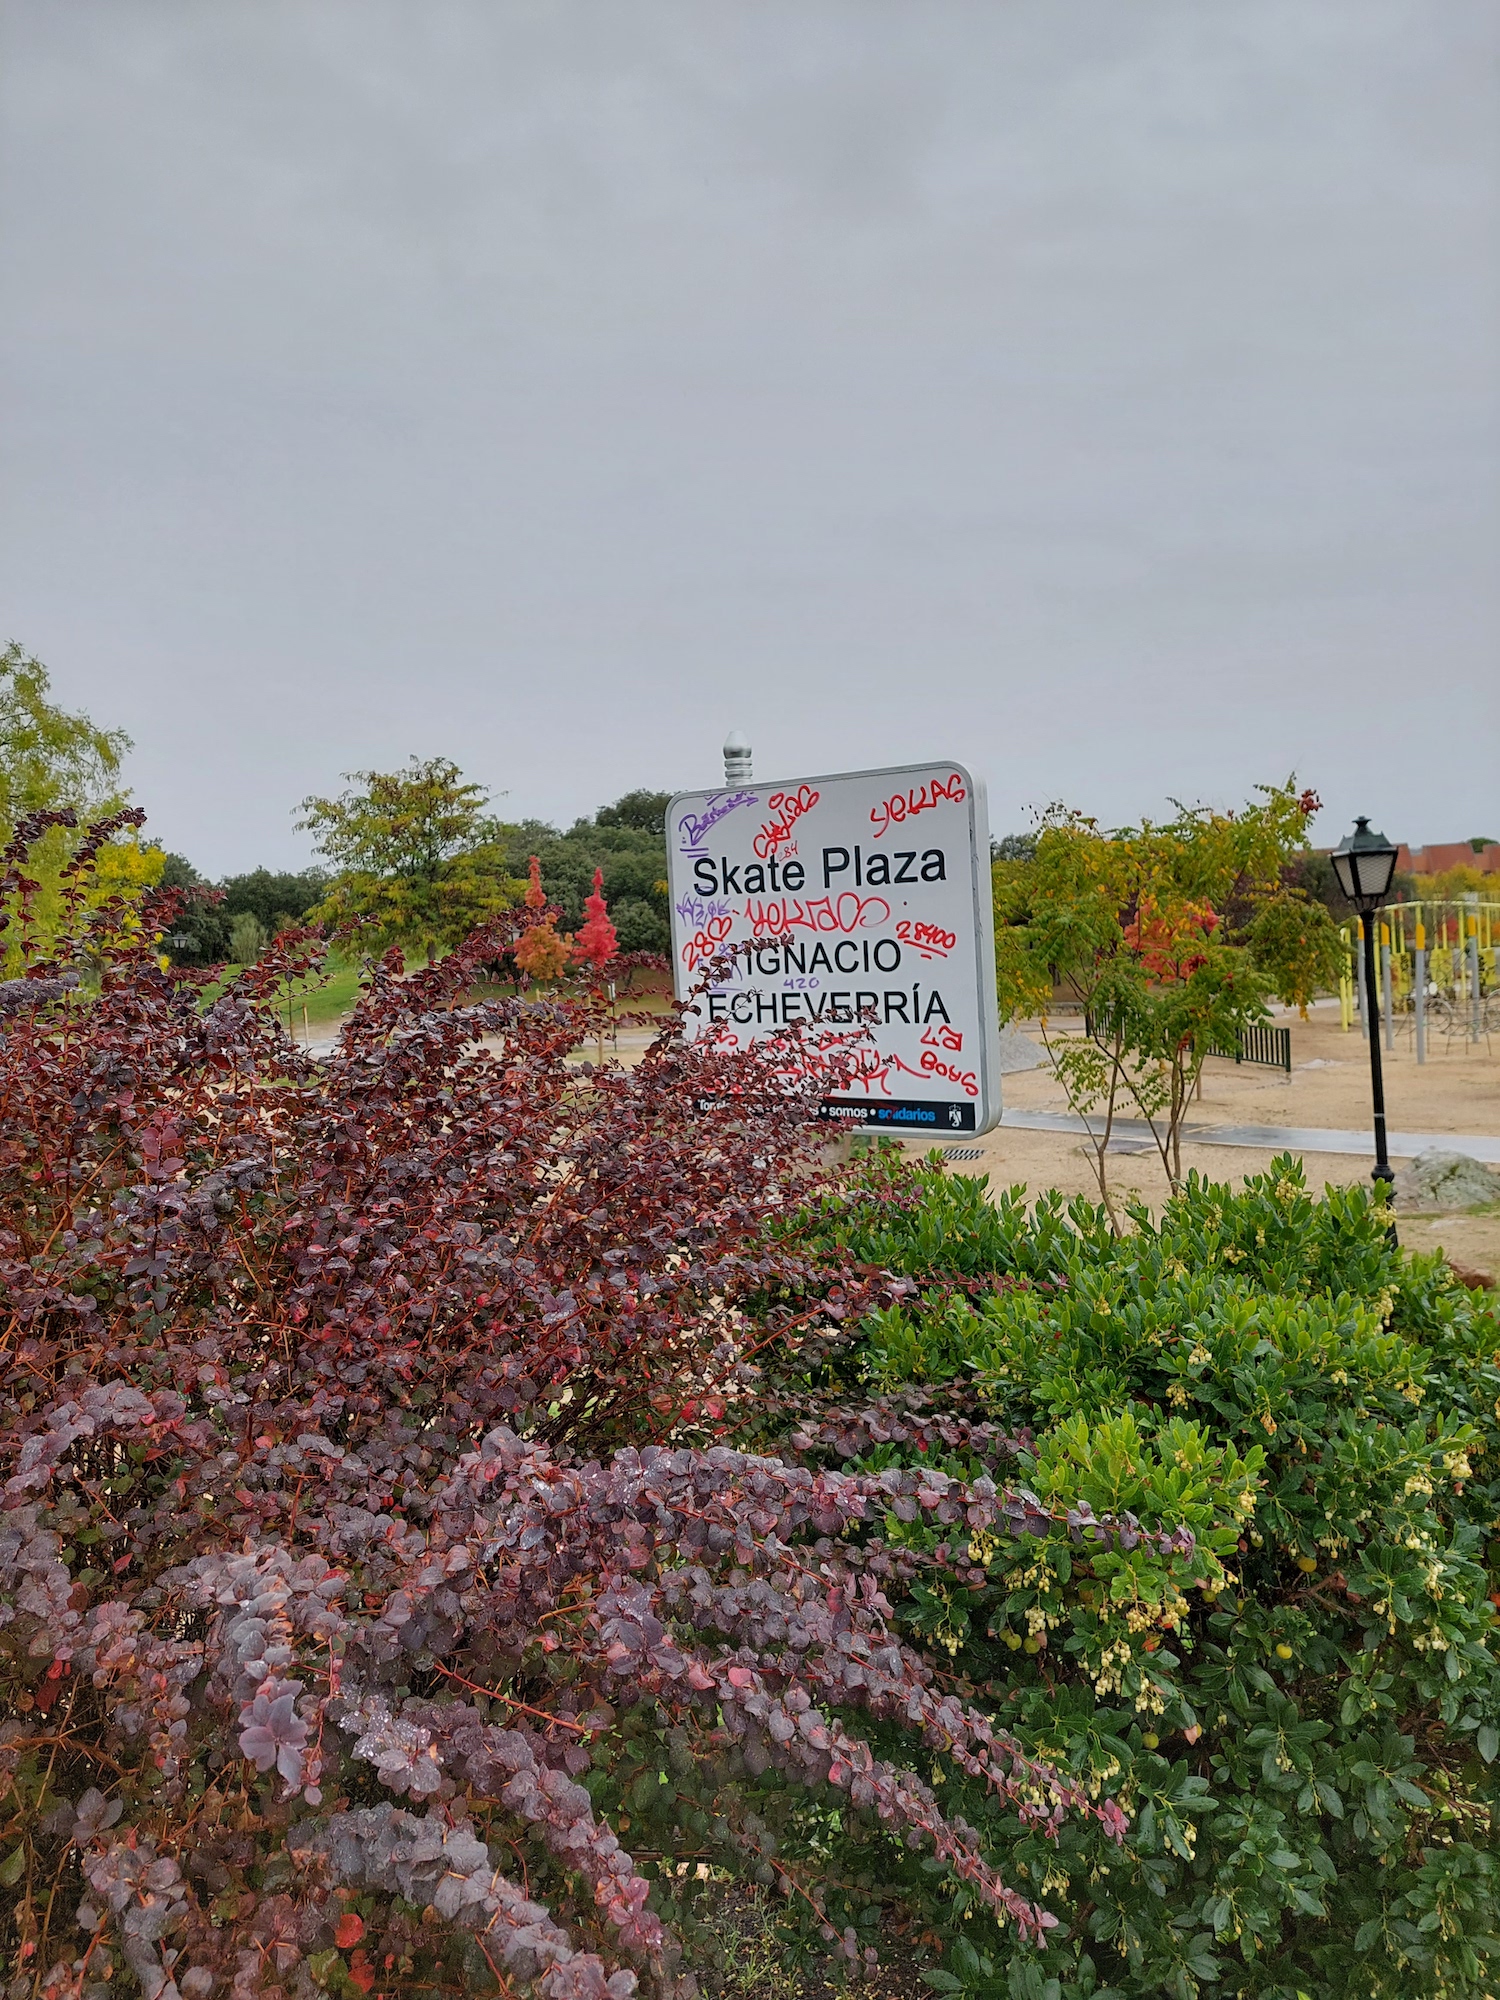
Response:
[912, 1000, 1500, 1277]
[1003, 997, 1498, 1138]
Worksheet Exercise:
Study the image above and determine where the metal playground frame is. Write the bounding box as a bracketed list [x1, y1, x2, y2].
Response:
[1339, 899, 1500, 1060]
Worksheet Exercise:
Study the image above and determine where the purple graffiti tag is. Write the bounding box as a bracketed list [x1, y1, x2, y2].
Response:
[677, 790, 760, 853]
[675, 894, 733, 929]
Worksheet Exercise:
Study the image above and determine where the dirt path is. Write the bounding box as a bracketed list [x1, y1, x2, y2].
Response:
[1005, 998, 1499, 1139]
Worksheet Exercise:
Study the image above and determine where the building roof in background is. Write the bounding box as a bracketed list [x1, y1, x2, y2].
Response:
[1396, 842, 1500, 875]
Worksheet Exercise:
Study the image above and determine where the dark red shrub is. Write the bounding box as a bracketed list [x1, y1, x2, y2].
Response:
[0, 821, 1154, 1999]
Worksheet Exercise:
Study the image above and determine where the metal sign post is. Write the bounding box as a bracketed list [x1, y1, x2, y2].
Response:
[667, 759, 1002, 1135]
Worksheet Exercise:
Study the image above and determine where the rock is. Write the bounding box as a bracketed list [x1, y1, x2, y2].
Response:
[1393, 1148, 1500, 1212]
[996, 1024, 1045, 1075]
[1446, 1257, 1497, 1292]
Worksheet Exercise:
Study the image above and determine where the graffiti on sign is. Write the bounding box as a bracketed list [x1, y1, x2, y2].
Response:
[667, 760, 1001, 1134]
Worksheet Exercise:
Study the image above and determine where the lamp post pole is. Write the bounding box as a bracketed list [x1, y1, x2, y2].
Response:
[1360, 910, 1393, 1199]
[1331, 817, 1401, 1243]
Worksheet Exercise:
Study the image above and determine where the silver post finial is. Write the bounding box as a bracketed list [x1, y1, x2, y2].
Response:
[723, 729, 752, 786]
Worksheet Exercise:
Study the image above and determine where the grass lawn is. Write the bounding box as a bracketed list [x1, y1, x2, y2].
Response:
[200, 952, 677, 1035]
[201, 950, 366, 1029]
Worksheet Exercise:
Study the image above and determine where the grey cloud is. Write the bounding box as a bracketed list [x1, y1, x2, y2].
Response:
[1, 0, 1494, 871]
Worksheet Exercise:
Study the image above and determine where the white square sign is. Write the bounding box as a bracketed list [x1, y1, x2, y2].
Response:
[666, 760, 1002, 1135]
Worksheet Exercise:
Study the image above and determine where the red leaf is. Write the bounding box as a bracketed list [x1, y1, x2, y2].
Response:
[336, 1913, 365, 1949]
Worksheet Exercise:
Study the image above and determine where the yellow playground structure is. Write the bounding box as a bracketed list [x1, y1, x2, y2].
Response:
[1338, 899, 1500, 1058]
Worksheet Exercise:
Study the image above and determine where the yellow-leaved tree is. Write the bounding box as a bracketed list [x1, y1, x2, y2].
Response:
[0, 642, 163, 972]
[297, 757, 525, 965]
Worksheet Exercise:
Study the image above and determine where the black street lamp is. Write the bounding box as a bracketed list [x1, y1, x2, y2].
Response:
[1330, 817, 1401, 1221]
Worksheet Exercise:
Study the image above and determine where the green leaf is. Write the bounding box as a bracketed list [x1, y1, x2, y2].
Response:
[950, 1937, 985, 1978]
[1477, 1726, 1498, 1764]
[919, 1973, 965, 1993]
[1183, 1941, 1221, 1981]
[0, 1845, 24, 1888]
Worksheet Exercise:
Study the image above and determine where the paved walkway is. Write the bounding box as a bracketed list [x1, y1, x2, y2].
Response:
[1000, 1109, 1500, 1166]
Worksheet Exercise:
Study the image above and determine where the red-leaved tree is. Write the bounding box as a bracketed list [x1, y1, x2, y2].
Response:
[572, 870, 618, 978]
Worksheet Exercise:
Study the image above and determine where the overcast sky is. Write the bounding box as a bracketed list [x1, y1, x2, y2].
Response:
[3, 1, 1496, 874]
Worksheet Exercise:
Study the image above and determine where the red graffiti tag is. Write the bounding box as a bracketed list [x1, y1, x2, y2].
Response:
[920, 1048, 978, 1096]
[853, 1051, 925, 1095]
[743, 893, 891, 937]
[870, 772, 966, 839]
[921, 1024, 964, 1053]
[753, 785, 820, 860]
[681, 913, 733, 970]
[849, 1042, 976, 1100]
[896, 919, 956, 960]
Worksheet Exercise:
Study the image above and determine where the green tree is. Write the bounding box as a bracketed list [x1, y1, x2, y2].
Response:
[160, 859, 332, 966]
[594, 788, 670, 835]
[298, 757, 523, 963]
[221, 866, 329, 933]
[156, 853, 225, 965]
[990, 831, 1037, 863]
[1249, 891, 1345, 1015]
[160, 853, 200, 889]
[0, 640, 129, 821]
[0, 642, 161, 969]
[228, 911, 266, 966]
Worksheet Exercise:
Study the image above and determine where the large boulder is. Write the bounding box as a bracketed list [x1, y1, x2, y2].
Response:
[1393, 1148, 1500, 1212]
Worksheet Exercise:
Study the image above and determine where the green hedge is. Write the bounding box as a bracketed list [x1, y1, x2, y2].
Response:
[785, 1154, 1500, 1998]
